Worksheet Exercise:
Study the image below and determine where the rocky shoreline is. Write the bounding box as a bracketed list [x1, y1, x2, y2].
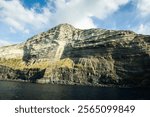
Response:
[0, 79, 141, 88]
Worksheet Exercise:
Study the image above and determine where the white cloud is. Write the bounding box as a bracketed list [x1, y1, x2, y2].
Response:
[0, 0, 51, 33]
[49, 0, 130, 29]
[134, 24, 150, 35]
[137, 0, 150, 16]
[132, 0, 150, 34]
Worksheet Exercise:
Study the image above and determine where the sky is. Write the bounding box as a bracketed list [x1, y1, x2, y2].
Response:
[0, 0, 150, 46]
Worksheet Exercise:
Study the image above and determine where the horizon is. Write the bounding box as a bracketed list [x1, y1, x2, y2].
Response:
[0, 0, 150, 46]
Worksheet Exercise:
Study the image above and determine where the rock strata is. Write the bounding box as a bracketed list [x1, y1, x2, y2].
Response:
[0, 23, 150, 87]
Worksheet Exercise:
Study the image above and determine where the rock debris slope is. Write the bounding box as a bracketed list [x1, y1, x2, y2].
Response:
[0, 24, 150, 87]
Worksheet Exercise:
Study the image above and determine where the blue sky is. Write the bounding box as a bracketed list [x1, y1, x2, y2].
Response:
[0, 0, 150, 46]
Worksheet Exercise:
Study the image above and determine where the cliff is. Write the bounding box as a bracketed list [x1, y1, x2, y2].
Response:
[0, 24, 150, 87]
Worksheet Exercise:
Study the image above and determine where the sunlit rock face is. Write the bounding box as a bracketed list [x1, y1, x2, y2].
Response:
[23, 24, 75, 62]
[0, 23, 150, 87]
[0, 43, 24, 59]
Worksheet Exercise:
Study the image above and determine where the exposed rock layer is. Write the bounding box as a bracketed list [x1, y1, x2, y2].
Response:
[0, 24, 150, 87]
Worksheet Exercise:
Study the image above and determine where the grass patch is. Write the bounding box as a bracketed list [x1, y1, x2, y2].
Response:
[0, 58, 74, 70]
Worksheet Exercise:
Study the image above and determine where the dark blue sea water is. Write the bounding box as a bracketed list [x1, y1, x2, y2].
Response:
[0, 81, 149, 100]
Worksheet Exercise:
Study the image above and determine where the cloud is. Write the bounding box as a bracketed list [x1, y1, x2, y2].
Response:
[134, 23, 150, 35]
[136, 0, 150, 16]
[48, 0, 130, 29]
[131, 0, 150, 34]
[0, 0, 51, 34]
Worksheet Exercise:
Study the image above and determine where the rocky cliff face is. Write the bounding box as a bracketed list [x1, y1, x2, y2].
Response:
[0, 24, 150, 87]
[0, 43, 24, 59]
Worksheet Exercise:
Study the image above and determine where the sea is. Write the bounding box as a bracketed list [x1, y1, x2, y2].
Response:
[0, 81, 149, 100]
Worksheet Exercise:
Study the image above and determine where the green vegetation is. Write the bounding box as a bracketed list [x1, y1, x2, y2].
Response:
[0, 58, 74, 70]
[0, 58, 24, 69]
[55, 58, 74, 69]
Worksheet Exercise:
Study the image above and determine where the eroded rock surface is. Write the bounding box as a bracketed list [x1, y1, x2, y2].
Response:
[0, 24, 150, 87]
